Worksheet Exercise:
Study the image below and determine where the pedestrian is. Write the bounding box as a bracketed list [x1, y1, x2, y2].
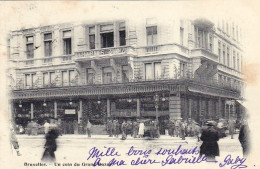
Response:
[238, 120, 250, 157]
[31, 120, 39, 136]
[86, 119, 92, 138]
[10, 127, 21, 156]
[179, 120, 186, 140]
[121, 121, 128, 140]
[114, 120, 120, 137]
[107, 119, 113, 137]
[41, 129, 59, 163]
[44, 120, 50, 134]
[174, 120, 180, 137]
[132, 121, 139, 138]
[229, 120, 235, 139]
[200, 121, 220, 161]
[138, 121, 145, 138]
[112, 120, 117, 137]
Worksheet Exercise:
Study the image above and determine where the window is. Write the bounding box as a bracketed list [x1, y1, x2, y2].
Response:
[122, 65, 129, 82]
[227, 47, 230, 67]
[236, 25, 239, 41]
[195, 27, 208, 49]
[180, 27, 184, 45]
[145, 63, 153, 80]
[89, 26, 95, 50]
[237, 53, 240, 71]
[218, 41, 221, 63]
[69, 70, 76, 86]
[180, 62, 186, 77]
[43, 72, 49, 86]
[218, 74, 223, 85]
[145, 62, 161, 80]
[100, 24, 114, 48]
[102, 67, 113, 84]
[233, 50, 236, 69]
[209, 34, 214, 51]
[62, 71, 68, 86]
[154, 62, 161, 79]
[86, 68, 94, 84]
[232, 23, 235, 38]
[44, 33, 52, 57]
[25, 74, 31, 87]
[26, 36, 34, 59]
[25, 73, 36, 88]
[119, 22, 126, 46]
[223, 44, 226, 65]
[63, 30, 72, 55]
[146, 26, 157, 45]
[50, 72, 55, 85]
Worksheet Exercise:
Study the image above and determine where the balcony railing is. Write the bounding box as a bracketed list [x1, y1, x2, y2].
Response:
[218, 64, 242, 77]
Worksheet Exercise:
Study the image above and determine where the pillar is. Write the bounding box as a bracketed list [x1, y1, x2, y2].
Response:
[30, 103, 34, 119]
[137, 98, 140, 117]
[188, 98, 192, 119]
[169, 92, 181, 120]
[54, 101, 57, 119]
[107, 99, 111, 118]
[78, 100, 83, 122]
[218, 97, 222, 118]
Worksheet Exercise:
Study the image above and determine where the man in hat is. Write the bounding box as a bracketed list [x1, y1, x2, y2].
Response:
[200, 120, 220, 161]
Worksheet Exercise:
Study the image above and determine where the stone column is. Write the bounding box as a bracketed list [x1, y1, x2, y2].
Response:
[218, 97, 222, 118]
[78, 100, 83, 122]
[30, 103, 34, 120]
[137, 98, 140, 117]
[54, 101, 57, 119]
[188, 98, 192, 119]
[107, 99, 111, 118]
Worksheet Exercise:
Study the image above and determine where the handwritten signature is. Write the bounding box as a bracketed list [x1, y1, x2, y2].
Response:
[86, 146, 247, 168]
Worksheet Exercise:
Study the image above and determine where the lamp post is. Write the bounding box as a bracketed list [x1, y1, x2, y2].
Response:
[154, 94, 159, 122]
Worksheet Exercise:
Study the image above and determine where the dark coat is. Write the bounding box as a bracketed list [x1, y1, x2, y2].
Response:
[200, 126, 220, 157]
[238, 124, 250, 156]
[41, 129, 59, 162]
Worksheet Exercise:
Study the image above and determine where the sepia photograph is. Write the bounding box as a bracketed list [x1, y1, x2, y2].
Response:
[0, 1, 259, 169]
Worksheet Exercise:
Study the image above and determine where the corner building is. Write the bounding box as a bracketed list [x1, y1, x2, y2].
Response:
[8, 17, 245, 134]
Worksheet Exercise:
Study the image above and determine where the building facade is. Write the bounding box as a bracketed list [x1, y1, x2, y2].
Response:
[7, 17, 245, 134]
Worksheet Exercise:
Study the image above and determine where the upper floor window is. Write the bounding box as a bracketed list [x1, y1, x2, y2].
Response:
[180, 62, 187, 77]
[63, 30, 72, 55]
[237, 53, 240, 71]
[100, 24, 114, 48]
[222, 44, 226, 65]
[26, 36, 34, 59]
[122, 65, 129, 83]
[227, 46, 230, 67]
[209, 34, 213, 52]
[102, 67, 113, 84]
[119, 22, 126, 46]
[233, 50, 236, 69]
[180, 27, 184, 45]
[232, 23, 235, 39]
[44, 33, 52, 57]
[61, 70, 76, 86]
[145, 62, 161, 80]
[25, 73, 36, 88]
[218, 41, 221, 63]
[86, 68, 94, 84]
[146, 26, 157, 46]
[89, 26, 95, 50]
[43, 72, 56, 87]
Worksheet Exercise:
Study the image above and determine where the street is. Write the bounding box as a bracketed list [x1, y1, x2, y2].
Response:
[7, 134, 249, 169]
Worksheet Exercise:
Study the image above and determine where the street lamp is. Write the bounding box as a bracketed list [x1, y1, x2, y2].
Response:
[43, 100, 47, 107]
[154, 94, 159, 122]
[19, 100, 22, 108]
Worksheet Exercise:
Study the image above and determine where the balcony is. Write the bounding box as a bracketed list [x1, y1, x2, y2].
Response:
[137, 43, 189, 57]
[75, 46, 135, 62]
[218, 64, 243, 78]
[15, 54, 75, 68]
[191, 48, 218, 62]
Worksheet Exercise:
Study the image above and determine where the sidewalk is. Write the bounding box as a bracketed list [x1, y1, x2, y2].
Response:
[16, 133, 240, 143]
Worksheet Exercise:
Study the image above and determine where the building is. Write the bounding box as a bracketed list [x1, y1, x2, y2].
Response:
[7, 17, 245, 134]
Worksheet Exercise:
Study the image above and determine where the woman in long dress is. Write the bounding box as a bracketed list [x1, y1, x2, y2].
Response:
[138, 122, 145, 138]
[41, 129, 59, 163]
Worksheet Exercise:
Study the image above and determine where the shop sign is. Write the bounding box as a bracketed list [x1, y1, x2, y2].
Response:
[77, 47, 128, 58]
[65, 109, 76, 115]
